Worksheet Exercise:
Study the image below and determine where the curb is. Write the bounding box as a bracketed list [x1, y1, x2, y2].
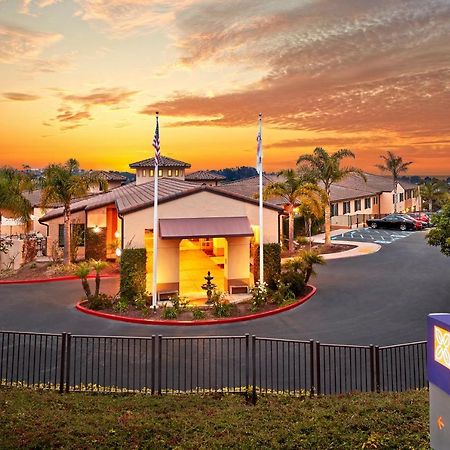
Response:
[76, 285, 317, 326]
[0, 275, 119, 285]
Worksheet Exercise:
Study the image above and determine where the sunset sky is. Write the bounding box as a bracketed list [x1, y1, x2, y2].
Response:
[1, 0, 449, 175]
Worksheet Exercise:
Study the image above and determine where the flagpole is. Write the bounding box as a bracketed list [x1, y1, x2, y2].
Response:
[258, 113, 264, 285]
[152, 112, 159, 309]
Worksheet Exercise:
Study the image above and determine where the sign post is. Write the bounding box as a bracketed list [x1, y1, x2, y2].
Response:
[428, 313, 450, 450]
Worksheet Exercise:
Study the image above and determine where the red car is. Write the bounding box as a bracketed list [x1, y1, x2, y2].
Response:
[406, 212, 430, 228]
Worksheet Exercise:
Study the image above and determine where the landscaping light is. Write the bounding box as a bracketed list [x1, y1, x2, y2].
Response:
[115, 248, 122, 257]
[93, 225, 101, 233]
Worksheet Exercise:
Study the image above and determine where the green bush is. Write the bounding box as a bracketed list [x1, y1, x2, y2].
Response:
[295, 236, 309, 246]
[113, 298, 129, 313]
[162, 306, 178, 320]
[88, 293, 113, 311]
[270, 280, 295, 305]
[427, 203, 450, 256]
[120, 248, 146, 302]
[85, 227, 106, 260]
[191, 307, 206, 320]
[279, 270, 305, 297]
[211, 291, 233, 317]
[169, 293, 190, 312]
[250, 281, 268, 310]
[253, 243, 281, 290]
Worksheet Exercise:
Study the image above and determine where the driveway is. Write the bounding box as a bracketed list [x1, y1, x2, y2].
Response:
[0, 232, 449, 345]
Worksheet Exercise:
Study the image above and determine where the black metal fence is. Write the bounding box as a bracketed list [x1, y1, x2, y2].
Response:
[0, 331, 427, 398]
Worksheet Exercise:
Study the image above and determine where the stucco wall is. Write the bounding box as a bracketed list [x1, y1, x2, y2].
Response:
[123, 190, 280, 248]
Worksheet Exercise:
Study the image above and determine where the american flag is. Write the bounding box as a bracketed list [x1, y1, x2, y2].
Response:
[256, 114, 262, 174]
[153, 113, 161, 166]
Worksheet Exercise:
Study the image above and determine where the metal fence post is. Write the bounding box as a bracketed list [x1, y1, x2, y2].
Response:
[151, 335, 156, 395]
[157, 335, 162, 395]
[370, 345, 375, 392]
[315, 341, 321, 396]
[65, 333, 71, 393]
[374, 345, 381, 393]
[309, 340, 315, 397]
[245, 334, 250, 397]
[59, 333, 67, 393]
[251, 335, 257, 404]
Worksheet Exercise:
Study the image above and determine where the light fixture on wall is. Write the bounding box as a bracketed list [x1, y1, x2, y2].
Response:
[115, 248, 122, 257]
[114, 230, 120, 238]
[93, 225, 101, 233]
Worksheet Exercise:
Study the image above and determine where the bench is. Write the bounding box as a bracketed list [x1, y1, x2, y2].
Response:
[157, 290, 179, 302]
[229, 285, 249, 295]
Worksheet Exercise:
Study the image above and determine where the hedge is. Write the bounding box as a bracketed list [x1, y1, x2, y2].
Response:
[85, 227, 106, 260]
[253, 243, 281, 289]
[120, 248, 147, 302]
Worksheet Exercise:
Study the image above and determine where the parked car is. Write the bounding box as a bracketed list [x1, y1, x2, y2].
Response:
[406, 212, 430, 227]
[367, 214, 421, 231]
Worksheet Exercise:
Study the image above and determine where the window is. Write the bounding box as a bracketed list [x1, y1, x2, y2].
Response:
[143, 169, 146, 177]
[150, 169, 154, 177]
[343, 201, 351, 214]
[399, 192, 404, 202]
[354, 199, 361, 211]
[58, 224, 85, 247]
[175, 169, 179, 177]
[167, 169, 172, 177]
[331, 203, 339, 216]
[364, 198, 371, 209]
[392, 194, 396, 203]
[373, 196, 378, 205]
[158, 169, 163, 177]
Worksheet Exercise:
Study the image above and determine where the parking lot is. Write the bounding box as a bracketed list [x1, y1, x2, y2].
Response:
[331, 227, 417, 245]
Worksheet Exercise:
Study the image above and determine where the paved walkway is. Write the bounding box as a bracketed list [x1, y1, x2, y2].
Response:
[0, 232, 448, 345]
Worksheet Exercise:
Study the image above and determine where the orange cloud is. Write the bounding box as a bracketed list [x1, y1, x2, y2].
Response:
[63, 87, 137, 106]
[0, 24, 62, 64]
[3, 92, 41, 101]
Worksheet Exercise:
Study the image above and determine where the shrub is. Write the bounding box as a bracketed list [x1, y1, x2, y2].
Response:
[120, 248, 146, 302]
[295, 236, 309, 246]
[88, 293, 113, 310]
[211, 291, 233, 317]
[270, 280, 295, 305]
[22, 237, 37, 264]
[162, 306, 178, 320]
[253, 243, 281, 290]
[427, 203, 450, 256]
[73, 261, 92, 299]
[134, 293, 150, 312]
[191, 307, 206, 320]
[169, 293, 190, 312]
[250, 281, 268, 310]
[279, 270, 305, 297]
[113, 298, 129, 313]
[85, 227, 106, 260]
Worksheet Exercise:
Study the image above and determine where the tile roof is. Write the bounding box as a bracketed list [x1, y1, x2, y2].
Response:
[39, 178, 282, 222]
[185, 170, 226, 181]
[129, 155, 191, 169]
[96, 171, 127, 182]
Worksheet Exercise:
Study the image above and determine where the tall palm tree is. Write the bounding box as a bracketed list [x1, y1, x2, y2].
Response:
[375, 151, 413, 213]
[296, 194, 325, 249]
[263, 169, 327, 252]
[0, 167, 33, 233]
[420, 180, 447, 212]
[297, 148, 366, 245]
[40, 159, 107, 264]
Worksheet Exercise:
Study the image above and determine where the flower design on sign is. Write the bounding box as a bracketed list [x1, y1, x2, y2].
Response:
[435, 326, 450, 370]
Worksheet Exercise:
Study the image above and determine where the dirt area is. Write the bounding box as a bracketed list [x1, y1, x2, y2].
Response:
[281, 243, 356, 258]
[86, 286, 313, 322]
[0, 261, 120, 281]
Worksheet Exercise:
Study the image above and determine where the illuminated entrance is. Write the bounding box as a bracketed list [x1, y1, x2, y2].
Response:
[179, 238, 227, 297]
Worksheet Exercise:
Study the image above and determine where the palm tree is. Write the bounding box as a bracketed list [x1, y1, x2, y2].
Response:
[90, 259, 108, 297]
[295, 193, 325, 249]
[40, 159, 108, 264]
[0, 167, 33, 233]
[263, 170, 327, 252]
[420, 180, 447, 212]
[375, 151, 413, 213]
[297, 148, 366, 245]
[283, 249, 325, 284]
[73, 261, 92, 299]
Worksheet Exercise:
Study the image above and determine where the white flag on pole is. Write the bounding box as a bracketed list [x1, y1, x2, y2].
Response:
[256, 113, 262, 174]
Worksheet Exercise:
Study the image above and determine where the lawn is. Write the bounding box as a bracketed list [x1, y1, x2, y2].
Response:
[0, 387, 428, 449]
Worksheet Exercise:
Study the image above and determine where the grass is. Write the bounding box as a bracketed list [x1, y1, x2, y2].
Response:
[0, 387, 428, 449]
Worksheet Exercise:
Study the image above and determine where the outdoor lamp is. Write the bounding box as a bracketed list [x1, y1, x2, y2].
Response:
[93, 225, 101, 233]
[114, 230, 120, 238]
[115, 248, 122, 257]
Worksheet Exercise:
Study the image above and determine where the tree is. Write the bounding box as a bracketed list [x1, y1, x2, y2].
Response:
[427, 203, 450, 256]
[283, 249, 326, 284]
[40, 159, 107, 264]
[90, 259, 108, 297]
[73, 262, 92, 299]
[375, 151, 413, 213]
[297, 148, 366, 245]
[0, 167, 33, 235]
[296, 193, 325, 249]
[420, 180, 448, 212]
[263, 170, 327, 252]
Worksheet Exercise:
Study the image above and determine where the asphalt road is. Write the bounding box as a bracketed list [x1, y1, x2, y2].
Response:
[0, 231, 449, 345]
[331, 227, 414, 245]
